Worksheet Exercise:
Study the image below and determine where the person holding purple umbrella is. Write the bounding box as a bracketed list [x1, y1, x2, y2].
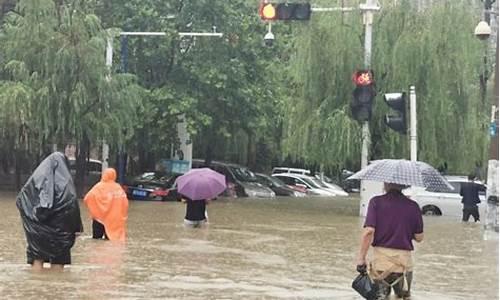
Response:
[175, 168, 226, 228]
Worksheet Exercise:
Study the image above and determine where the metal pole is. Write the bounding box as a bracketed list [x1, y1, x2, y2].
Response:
[102, 36, 113, 171]
[409, 86, 417, 162]
[484, 32, 499, 239]
[360, 0, 376, 169]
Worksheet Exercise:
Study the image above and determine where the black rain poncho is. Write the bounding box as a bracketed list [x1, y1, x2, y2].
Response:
[16, 152, 83, 264]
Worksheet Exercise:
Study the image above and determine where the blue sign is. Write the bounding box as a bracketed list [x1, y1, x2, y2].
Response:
[490, 122, 498, 137]
[159, 159, 191, 174]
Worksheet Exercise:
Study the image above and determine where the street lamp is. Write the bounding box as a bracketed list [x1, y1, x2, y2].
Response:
[475, 20, 492, 40]
[474, 1, 499, 237]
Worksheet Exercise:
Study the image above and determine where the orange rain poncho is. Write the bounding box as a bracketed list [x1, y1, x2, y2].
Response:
[84, 168, 128, 241]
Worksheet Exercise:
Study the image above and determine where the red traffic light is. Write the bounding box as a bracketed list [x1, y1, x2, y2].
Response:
[259, 3, 277, 21]
[352, 70, 374, 86]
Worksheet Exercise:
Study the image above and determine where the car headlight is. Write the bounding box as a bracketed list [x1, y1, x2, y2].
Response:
[294, 191, 304, 197]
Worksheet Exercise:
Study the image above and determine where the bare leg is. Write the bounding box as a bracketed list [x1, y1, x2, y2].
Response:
[50, 264, 64, 271]
[31, 259, 44, 271]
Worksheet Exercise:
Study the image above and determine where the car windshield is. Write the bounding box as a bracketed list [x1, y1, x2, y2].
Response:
[316, 174, 333, 183]
[266, 175, 285, 187]
[311, 178, 329, 188]
[229, 166, 257, 182]
[136, 172, 180, 184]
[301, 177, 321, 188]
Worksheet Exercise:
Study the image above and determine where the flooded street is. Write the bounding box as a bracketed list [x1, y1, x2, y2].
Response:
[0, 191, 497, 299]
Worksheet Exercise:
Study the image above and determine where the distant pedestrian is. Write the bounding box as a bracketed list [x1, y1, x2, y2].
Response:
[460, 174, 485, 223]
[183, 197, 210, 228]
[84, 168, 129, 241]
[356, 182, 424, 300]
[16, 152, 83, 271]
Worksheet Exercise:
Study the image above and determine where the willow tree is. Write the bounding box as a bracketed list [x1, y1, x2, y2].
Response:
[283, 0, 488, 175]
[0, 0, 143, 191]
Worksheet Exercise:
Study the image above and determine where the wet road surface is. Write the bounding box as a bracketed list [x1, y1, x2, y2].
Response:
[0, 192, 497, 299]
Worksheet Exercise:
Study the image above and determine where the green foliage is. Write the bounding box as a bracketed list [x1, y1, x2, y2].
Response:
[0, 0, 142, 157]
[283, 0, 489, 174]
[0, 0, 490, 179]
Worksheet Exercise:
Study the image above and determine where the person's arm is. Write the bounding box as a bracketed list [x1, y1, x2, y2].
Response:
[356, 227, 375, 266]
[413, 205, 424, 243]
[414, 232, 424, 242]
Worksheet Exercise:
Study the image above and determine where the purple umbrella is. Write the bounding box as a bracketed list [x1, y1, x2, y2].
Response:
[175, 168, 227, 200]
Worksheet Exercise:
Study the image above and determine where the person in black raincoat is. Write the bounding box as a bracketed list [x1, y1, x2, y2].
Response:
[17, 152, 83, 271]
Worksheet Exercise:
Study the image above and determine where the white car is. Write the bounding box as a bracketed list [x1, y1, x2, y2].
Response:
[405, 176, 486, 217]
[314, 175, 349, 196]
[272, 173, 337, 196]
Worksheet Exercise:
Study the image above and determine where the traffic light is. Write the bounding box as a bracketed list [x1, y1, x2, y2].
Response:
[383, 92, 406, 133]
[259, 3, 277, 21]
[259, 2, 311, 21]
[350, 70, 376, 122]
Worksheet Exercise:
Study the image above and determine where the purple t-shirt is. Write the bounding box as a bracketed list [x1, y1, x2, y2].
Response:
[364, 191, 423, 251]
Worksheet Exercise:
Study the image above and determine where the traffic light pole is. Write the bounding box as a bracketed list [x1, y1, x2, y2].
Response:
[360, 0, 379, 169]
[409, 86, 417, 162]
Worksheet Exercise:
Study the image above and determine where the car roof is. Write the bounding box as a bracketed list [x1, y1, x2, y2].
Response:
[68, 157, 102, 164]
[192, 158, 246, 169]
[272, 167, 311, 174]
[273, 173, 314, 179]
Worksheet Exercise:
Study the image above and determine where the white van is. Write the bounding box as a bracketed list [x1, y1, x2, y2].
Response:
[271, 167, 311, 175]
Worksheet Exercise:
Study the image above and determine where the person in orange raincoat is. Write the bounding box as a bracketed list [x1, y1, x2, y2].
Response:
[84, 168, 128, 241]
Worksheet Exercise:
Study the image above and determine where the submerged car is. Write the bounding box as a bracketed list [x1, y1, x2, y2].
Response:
[68, 157, 102, 186]
[272, 173, 336, 196]
[405, 176, 487, 217]
[192, 159, 275, 198]
[314, 175, 349, 196]
[123, 172, 182, 201]
[255, 173, 306, 197]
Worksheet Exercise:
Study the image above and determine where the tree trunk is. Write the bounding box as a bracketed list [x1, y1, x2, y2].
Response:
[246, 132, 256, 170]
[75, 134, 90, 197]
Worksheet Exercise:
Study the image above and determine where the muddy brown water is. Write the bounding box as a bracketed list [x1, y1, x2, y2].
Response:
[0, 192, 497, 299]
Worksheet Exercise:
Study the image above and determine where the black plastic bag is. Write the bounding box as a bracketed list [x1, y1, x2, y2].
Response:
[16, 152, 83, 262]
[352, 265, 378, 299]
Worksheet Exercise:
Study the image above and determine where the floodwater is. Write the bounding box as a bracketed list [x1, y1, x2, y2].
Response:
[0, 192, 497, 300]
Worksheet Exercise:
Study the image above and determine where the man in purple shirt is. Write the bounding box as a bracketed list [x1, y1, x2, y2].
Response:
[356, 182, 424, 300]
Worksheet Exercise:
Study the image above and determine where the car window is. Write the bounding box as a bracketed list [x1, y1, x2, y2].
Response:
[88, 161, 102, 172]
[267, 176, 285, 187]
[295, 178, 311, 188]
[425, 181, 459, 193]
[275, 175, 293, 185]
[211, 165, 232, 182]
[301, 177, 321, 188]
[228, 166, 257, 182]
[448, 182, 462, 194]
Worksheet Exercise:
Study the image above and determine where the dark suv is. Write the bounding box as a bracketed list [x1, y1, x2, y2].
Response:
[191, 159, 275, 198]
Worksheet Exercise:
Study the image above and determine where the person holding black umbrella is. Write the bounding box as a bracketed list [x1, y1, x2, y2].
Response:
[356, 182, 423, 300]
[349, 159, 451, 299]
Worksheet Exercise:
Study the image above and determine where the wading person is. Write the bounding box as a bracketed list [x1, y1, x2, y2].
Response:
[356, 182, 424, 300]
[183, 197, 210, 228]
[84, 168, 128, 241]
[17, 152, 83, 271]
[175, 167, 226, 228]
[460, 174, 485, 223]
